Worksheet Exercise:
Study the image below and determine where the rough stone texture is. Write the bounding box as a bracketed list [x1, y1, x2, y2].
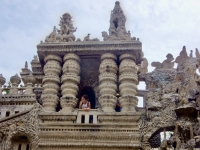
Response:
[139, 45, 200, 149]
[119, 53, 138, 112]
[1, 1, 200, 150]
[60, 53, 80, 112]
[98, 53, 118, 112]
[41, 54, 62, 112]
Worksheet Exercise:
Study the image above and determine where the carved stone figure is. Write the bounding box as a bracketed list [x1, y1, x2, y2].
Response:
[45, 13, 77, 43]
[138, 58, 148, 73]
[83, 34, 90, 41]
[2, 1, 200, 150]
[178, 85, 189, 106]
[151, 53, 174, 70]
[101, 31, 109, 41]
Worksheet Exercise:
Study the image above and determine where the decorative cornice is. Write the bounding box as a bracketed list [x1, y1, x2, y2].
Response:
[39, 126, 140, 133]
[39, 114, 76, 122]
[37, 41, 143, 63]
[0, 101, 35, 105]
[98, 115, 141, 123]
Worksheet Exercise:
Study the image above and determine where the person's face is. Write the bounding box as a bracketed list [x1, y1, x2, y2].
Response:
[81, 97, 87, 103]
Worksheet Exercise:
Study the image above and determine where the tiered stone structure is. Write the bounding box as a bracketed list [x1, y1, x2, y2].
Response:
[119, 54, 138, 112]
[60, 53, 81, 112]
[41, 55, 62, 112]
[99, 53, 118, 112]
[1, 1, 200, 150]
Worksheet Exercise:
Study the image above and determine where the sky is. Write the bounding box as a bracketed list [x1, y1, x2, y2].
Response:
[1, 0, 200, 106]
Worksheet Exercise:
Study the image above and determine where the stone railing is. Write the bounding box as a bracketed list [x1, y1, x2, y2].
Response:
[76, 109, 100, 124]
[1, 84, 42, 96]
[0, 84, 42, 119]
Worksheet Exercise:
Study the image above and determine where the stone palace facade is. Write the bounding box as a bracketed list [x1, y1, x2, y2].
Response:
[1, 1, 200, 150]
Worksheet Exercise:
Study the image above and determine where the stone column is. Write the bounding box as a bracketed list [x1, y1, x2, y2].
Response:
[98, 53, 118, 112]
[41, 54, 62, 112]
[0, 74, 6, 96]
[60, 53, 80, 112]
[10, 74, 21, 94]
[23, 74, 36, 94]
[119, 54, 138, 112]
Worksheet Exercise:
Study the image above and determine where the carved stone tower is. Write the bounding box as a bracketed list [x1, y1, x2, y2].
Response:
[0, 1, 145, 150]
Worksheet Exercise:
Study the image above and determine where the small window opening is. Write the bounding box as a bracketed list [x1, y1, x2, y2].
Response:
[26, 144, 29, 150]
[137, 96, 144, 107]
[15, 111, 19, 114]
[138, 81, 146, 90]
[81, 115, 85, 123]
[18, 144, 22, 150]
[89, 115, 93, 124]
[113, 19, 118, 28]
[160, 131, 174, 142]
[6, 111, 10, 117]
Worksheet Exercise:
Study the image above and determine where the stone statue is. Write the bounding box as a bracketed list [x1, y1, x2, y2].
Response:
[162, 53, 174, 69]
[45, 26, 57, 42]
[83, 34, 90, 41]
[178, 85, 189, 106]
[175, 46, 189, 71]
[25, 61, 28, 69]
[151, 53, 174, 70]
[190, 50, 193, 58]
[196, 48, 200, 58]
[45, 12, 77, 42]
[102, 31, 110, 41]
[138, 58, 148, 73]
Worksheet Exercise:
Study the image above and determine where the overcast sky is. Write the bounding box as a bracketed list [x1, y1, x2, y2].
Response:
[1, 0, 200, 106]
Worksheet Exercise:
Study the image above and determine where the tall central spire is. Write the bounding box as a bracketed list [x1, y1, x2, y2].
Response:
[110, 1, 126, 29]
[102, 1, 134, 41]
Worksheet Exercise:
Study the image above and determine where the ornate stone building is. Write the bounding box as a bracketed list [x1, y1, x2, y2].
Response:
[1, 1, 200, 150]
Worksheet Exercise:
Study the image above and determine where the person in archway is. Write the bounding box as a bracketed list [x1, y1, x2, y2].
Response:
[79, 94, 93, 123]
[79, 94, 91, 110]
[115, 100, 122, 112]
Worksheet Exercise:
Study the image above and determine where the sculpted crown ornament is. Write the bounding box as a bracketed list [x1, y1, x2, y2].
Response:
[45, 12, 77, 43]
[0, 74, 6, 86]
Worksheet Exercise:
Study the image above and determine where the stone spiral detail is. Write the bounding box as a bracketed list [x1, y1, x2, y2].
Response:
[119, 53, 138, 112]
[41, 54, 62, 112]
[98, 53, 118, 112]
[60, 53, 80, 112]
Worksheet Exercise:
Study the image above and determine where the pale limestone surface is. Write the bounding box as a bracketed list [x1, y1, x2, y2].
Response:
[1, 1, 200, 150]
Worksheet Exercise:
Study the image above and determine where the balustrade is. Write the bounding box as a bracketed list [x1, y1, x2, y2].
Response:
[76, 109, 99, 124]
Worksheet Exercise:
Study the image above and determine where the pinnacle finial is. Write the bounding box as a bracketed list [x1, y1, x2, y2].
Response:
[115, 1, 120, 5]
[25, 61, 28, 69]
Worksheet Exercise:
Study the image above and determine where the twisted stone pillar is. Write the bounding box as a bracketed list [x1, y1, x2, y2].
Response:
[60, 53, 80, 112]
[98, 53, 118, 112]
[119, 54, 138, 112]
[41, 55, 62, 112]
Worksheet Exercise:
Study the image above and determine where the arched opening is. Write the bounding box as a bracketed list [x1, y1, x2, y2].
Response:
[148, 126, 175, 148]
[11, 135, 30, 150]
[113, 18, 118, 28]
[78, 86, 96, 109]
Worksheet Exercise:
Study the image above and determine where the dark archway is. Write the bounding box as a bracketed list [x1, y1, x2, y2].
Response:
[148, 126, 175, 148]
[79, 86, 96, 109]
[11, 135, 30, 150]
